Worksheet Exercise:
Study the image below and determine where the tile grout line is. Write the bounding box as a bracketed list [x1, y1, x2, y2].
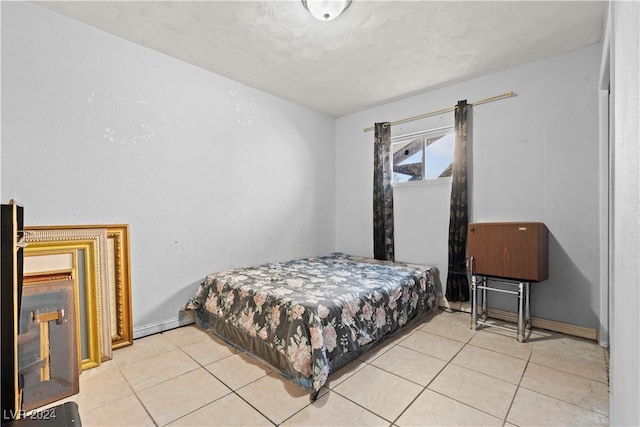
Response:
[390, 328, 478, 426]
[117, 332, 235, 426]
[515, 384, 611, 419]
[171, 326, 352, 426]
[172, 322, 599, 426]
[146, 320, 490, 426]
[110, 357, 161, 427]
[278, 326, 435, 427]
[106, 338, 183, 424]
[524, 357, 610, 385]
[168, 308, 468, 425]
[174, 340, 279, 426]
[515, 380, 611, 419]
[501, 344, 533, 427]
[304, 355, 400, 426]
[77, 312, 608, 426]
[291, 322, 427, 424]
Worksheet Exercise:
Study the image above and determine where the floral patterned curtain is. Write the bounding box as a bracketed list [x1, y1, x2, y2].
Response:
[445, 100, 471, 301]
[373, 122, 394, 261]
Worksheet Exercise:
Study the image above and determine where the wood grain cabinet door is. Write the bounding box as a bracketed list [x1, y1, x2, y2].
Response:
[468, 222, 549, 282]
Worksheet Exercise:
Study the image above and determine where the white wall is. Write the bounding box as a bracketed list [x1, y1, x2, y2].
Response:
[609, 1, 640, 425]
[335, 44, 602, 330]
[0, 2, 335, 336]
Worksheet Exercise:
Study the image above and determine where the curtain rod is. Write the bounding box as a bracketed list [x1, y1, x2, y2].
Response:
[362, 91, 516, 133]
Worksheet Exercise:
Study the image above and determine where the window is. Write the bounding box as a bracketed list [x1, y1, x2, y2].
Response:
[391, 126, 454, 184]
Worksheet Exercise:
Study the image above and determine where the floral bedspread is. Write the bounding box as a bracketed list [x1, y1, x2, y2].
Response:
[183, 253, 436, 396]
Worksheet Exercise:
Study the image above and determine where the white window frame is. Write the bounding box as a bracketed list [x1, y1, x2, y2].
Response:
[391, 125, 454, 186]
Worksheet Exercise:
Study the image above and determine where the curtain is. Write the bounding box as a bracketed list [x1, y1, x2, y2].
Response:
[373, 122, 394, 261]
[445, 100, 470, 301]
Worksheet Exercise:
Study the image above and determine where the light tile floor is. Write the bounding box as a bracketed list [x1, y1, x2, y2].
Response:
[46, 309, 610, 426]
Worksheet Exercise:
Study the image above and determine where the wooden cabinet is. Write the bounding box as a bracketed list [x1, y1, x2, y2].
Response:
[468, 222, 549, 282]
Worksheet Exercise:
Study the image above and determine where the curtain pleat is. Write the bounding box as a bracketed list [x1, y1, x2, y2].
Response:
[373, 122, 394, 261]
[445, 101, 470, 301]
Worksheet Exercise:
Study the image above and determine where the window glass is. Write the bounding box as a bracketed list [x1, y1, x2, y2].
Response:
[392, 137, 423, 182]
[392, 126, 454, 184]
[425, 131, 454, 179]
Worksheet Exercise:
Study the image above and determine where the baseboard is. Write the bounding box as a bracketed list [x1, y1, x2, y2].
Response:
[133, 315, 194, 339]
[437, 295, 598, 342]
[133, 300, 597, 342]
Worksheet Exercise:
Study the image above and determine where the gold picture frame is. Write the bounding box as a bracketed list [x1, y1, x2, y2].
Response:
[24, 245, 102, 371]
[24, 228, 112, 363]
[104, 226, 133, 349]
[27, 225, 133, 349]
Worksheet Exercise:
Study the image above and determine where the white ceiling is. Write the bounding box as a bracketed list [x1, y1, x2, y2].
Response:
[34, 1, 607, 117]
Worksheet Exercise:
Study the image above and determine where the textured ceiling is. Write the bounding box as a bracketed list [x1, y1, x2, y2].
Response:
[34, 1, 607, 117]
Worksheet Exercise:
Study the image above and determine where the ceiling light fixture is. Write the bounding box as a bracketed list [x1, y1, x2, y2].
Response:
[302, 0, 352, 21]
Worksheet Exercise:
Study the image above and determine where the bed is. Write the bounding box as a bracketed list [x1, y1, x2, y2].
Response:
[182, 252, 437, 400]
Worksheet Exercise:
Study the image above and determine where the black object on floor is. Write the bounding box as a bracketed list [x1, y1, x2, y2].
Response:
[3, 402, 81, 427]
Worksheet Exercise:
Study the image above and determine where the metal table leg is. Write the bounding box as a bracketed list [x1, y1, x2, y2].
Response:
[525, 281, 531, 329]
[471, 274, 478, 330]
[517, 282, 525, 342]
[481, 276, 488, 321]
